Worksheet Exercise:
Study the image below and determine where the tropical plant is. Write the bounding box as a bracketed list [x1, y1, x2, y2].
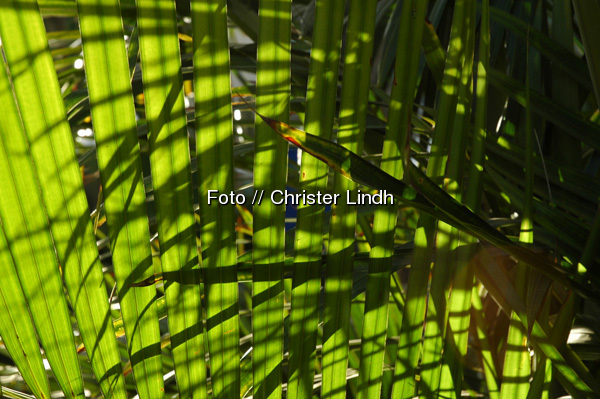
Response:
[0, 0, 599, 398]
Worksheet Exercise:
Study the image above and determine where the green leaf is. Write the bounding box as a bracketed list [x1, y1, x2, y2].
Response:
[471, 283, 499, 399]
[77, 0, 164, 397]
[500, 30, 535, 399]
[38, 0, 137, 17]
[135, 1, 207, 398]
[476, 247, 600, 396]
[250, 1, 291, 399]
[357, 1, 428, 398]
[398, 0, 472, 395]
[547, 0, 581, 167]
[423, 1, 477, 395]
[0, 1, 125, 397]
[191, 1, 240, 398]
[421, 20, 445, 87]
[0, 63, 52, 398]
[322, 1, 377, 399]
[488, 68, 600, 151]
[488, 5, 592, 88]
[572, 0, 600, 104]
[0, 104, 50, 399]
[245, 97, 597, 302]
[444, 0, 491, 394]
[287, 0, 346, 398]
[0, 231, 51, 399]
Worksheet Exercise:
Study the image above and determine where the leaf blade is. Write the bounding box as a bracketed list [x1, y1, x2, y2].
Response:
[77, 0, 164, 397]
[135, 1, 207, 398]
[251, 1, 291, 398]
[191, 1, 240, 397]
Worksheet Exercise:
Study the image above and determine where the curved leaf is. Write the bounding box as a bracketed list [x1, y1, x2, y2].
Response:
[241, 99, 598, 301]
[77, 0, 164, 397]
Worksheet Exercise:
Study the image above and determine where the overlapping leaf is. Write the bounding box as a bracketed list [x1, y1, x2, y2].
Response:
[242, 99, 597, 301]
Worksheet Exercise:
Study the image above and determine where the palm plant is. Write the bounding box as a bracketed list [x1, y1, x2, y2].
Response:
[0, 0, 599, 398]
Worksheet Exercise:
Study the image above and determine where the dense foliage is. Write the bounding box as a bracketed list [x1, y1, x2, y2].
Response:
[0, 1, 599, 398]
